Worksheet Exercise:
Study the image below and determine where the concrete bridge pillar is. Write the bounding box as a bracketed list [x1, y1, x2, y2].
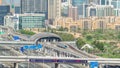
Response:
[52, 50, 55, 56]
[55, 52, 58, 57]
[54, 50, 58, 57]
[13, 63, 18, 68]
[47, 48, 50, 55]
[99, 64, 104, 68]
[55, 63, 59, 68]
[57, 51, 60, 57]
[44, 47, 48, 54]
[58, 52, 62, 57]
[62, 52, 65, 57]
[60, 52, 64, 57]
[50, 48, 53, 56]
[67, 53, 70, 57]
[42, 46, 45, 53]
[39, 48, 42, 52]
[64, 53, 67, 57]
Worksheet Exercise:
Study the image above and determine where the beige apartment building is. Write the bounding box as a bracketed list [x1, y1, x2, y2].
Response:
[48, 0, 61, 21]
[54, 16, 120, 32]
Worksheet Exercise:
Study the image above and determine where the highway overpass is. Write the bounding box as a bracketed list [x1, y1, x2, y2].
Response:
[0, 56, 120, 68]
[0, 41, 97, 58]
[0, 41, 75, 45]
[0, 56, 120, 64]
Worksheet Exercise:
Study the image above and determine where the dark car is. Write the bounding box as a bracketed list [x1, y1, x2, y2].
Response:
[57, 43, 68, 49]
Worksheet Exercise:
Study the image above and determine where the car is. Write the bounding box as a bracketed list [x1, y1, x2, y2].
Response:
[103, 65, 120, 68]
[56, 43, 67, 49]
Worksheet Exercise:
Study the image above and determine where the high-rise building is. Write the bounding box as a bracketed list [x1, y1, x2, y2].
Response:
[72, 0, 89, 18]
[107, 0, 112, 5]
[4, 14, 46, 30]
[0, 5, 10, 25]
[72, 0, 86, 6]
[20, 0, 48, 18]
[61, 0, 67, 2]
[62, 0, 71, 6]
[48, 0, 61, 21]
[15, 6, 20, 14]
[68, 6, 78, 21]
[111, 0, 120, 16]
[86, 4, 114, 17]
[100, 0, 109, 5]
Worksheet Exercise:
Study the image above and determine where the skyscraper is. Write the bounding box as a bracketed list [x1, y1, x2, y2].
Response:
[48, 0, 61, 21]
[68, 6, 78, 21]
[111, 0, 120, 16]
[86, 5, 113, 17]
[0, 5, 10, 25]
[72, 0, 88, 18]
[20, 0, 48, 14]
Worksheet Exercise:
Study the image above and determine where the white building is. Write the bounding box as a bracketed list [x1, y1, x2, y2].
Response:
[4, 13, 46, 30]
[4, 14, 19, 30]
[86, 4, 114, 17]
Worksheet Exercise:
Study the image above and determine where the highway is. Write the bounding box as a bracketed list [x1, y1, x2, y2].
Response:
[0, 56, 119, 64]
[1, 26, 120, 67]
[0, 41, 35, 45]
[0, 41, 95, 58]
[0, 41, 75, 45]
[0, 41, 90, 68]
[0, 41, 98, 57]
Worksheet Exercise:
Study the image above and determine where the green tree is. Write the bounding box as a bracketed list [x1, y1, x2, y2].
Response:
[92, 41, 104, 51]
[54, 33, 75, 41]
[58, 27, 64, 31]
[76, 38, 86, 49]
[19, 29, 35, 35]
[86, 34, 93, 41]
[117, 34, 120, 40]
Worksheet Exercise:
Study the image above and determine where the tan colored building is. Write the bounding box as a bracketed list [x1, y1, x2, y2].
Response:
[54, 16, 120, 32]
[48, 0, 61, 21]
[68, 6, 78, 21]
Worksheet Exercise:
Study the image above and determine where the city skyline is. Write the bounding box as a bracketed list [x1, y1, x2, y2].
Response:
[1, 0, 120, 27]
[0, 0, 120, 68]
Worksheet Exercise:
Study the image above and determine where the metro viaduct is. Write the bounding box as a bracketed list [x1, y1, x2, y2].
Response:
[0, 56, 120, 68]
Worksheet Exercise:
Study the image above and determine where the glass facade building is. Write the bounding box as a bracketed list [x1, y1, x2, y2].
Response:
[111, 0, 120, 16]
[0, 5, 10, 25]
[72, 0, 88, 18]
[19, 14, 45, 29]
[101, 0, 106, 5]
[90, 8, 96, 16]
[21, 0, 48, 19]
[72, 0, 86, 6]
[15, 6, 20, 14]
[86, 5, 113, 17]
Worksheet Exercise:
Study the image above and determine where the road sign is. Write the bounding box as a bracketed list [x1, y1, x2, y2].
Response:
[13, 36, 20, 41]
[90, 61, 99, 68]
[20, 44, 42, 52]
